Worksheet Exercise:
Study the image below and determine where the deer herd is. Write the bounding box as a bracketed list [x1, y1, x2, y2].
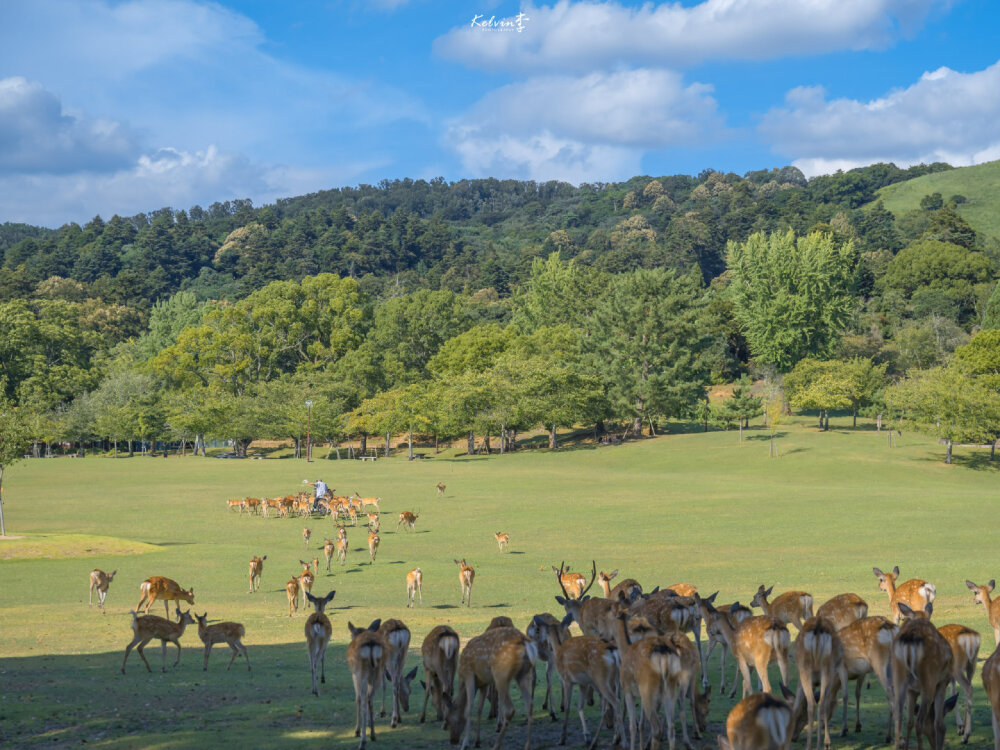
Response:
[96, 486, 1000, 750]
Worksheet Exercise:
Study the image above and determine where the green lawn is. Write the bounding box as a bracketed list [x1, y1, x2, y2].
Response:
[1, 418, 998, 748]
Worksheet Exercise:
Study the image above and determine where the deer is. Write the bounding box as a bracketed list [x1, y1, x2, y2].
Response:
[662, 629, 712, 749]
[495, 532, 509, 552]
[455, 559, 475, 606]
[751, 584, 814, 632]
[366, 512, 380, 532]
[667, 582, 699, 597]
[982, 644, 1000, 750]
[874, 565, 936, 623]
[338, 534, 349, 566]
[698, 595, 752, 692]
[442, 624, 537, 750]
[525, 612, 570, 721]
[396, 511, 419, 532]
[302, 527, 312, 547]
[892, 601, 953, 750]
[831, 615, 898, 742]
[347, 504, 358, 526]
[194, 611, 250, 672]
[718, 690, 795, 750]
[347, 619, 385, 750]
[354, 493, 381, 513]
[552, 563, 592, 599]
[420, 624, 460, 725]
[966, 579, 1000, 648]
[286, 576, 300, 617]
[815, 592, 868, 631]
[248, 556, 266, 594]
[304, 590, 336, 696]
[324, 539, 336, 571]
[298, 561, 315, 607]
[226, 498, 244, 512]
[242, 497, 261, 515]
[136, 576, 194, 616]
[121, 607, 196, 673]
[792, 616, 847, 750]
[89, 569, 116, 612]
[937, 622, 980, 743]
[710, 612, 791, 700]
[377, 619, 418, 728]
[597, 569, 642, 601]
[407, 568, 423, 607]
[263, 497, 282, 517]
[436, 482, 446, 496]
[368, 531, 380, 563]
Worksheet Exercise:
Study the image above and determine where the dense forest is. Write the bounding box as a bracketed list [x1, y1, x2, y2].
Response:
[2, 161, 999, 461]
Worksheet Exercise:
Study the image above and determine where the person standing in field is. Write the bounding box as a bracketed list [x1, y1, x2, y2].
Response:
[312, 479, 328, 513]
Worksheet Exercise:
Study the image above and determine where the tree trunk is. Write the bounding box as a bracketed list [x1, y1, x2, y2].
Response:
[294, 436, 300, 459]
[407, 431, 413, 460]
[877, 413, 882, 433]
[549, 424, 558, 450]
[128, 439, 133, 457]
[483, 435, 491, 454]
[945, 439, 953, 465]
[385, 432, 391, 458]
[739, 421, 743, 444]
[32, 441, 39, 459]
[499, 426, 506, 455]
[510, 429, 518, 451]
[360, 433, 367, 455]
[818, 412, 824, 429]
[991, 440, 996, 461]
[434, 434, 439, 454]
[334, 442, 341, 460]
[113, 438, 118, 459]
[852, 409, 857, 427]
[769, 434, 776, 458]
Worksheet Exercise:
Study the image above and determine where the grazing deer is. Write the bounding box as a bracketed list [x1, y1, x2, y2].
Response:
[892, 602, 953, 750]
[305, 590, 336, 696]
[815, 593, 868, 631]
[833, 615, 897, 741]
[378, 619, 418, 728]
[302, 528, 312, 547]
[494, 532, 509, 553]
[937, 622, 980, 743]
[874, 565, 936, 623]
[436, 482, 446, 496]
[121, 608, 196, 673]
[597, 569, 642, 601]
[89, 569, 116, 612]
[982, 644, 1000, 750]
[718, 691, 795, 750]
[298, 561, 315, 607]
[751, 585, 814, 632]
[420, 624, 460, 724]
[443, 625, 537, 750]
[286, 576, 300, 617]
[407, 568, 423, 607]
[347, 620, 385, 750]
[324, 539, 335, 571]
[793, 616, 847, 750]
[396, 511, 419, 532]
[454, 559, 475, 606]
[195, 612, 250, 672]
[967, 579, 1000, 647]
[338, 535, 348, 566]
[226, 498, 244, 512]
[368, 531, 380, 563]
[248, 556, 266, 594]
[136, 576, 194, 616]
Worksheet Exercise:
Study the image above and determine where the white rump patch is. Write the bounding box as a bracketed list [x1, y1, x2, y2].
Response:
[921, 584, 936, 602]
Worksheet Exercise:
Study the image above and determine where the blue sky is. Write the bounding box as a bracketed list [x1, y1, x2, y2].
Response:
[1, 0, 998, 226]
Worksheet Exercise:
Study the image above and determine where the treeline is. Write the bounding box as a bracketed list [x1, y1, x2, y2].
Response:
[1, 161, 999, 460]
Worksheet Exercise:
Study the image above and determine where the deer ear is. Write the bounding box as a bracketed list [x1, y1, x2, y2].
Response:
[892, 566, 900, 576]
[368, 619, 381, 632]
[765, 586, 773, 597]
[990, 580, 996, 592]
[873, 567, 884, 578]
[966, 580, 977, 590]
[609, 569, 618, 578]
[406, 666, 418, 681]
[897, 602, 914, 618]
[326, 590, 336, 601]
[555, 596, 567, 606]
[706, 591, 718, 603]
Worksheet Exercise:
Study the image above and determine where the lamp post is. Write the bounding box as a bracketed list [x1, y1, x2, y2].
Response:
[305, 400, 313, 462]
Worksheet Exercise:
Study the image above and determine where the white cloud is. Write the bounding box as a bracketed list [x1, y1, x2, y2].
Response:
[435, 0, 947, 74]
[759, 60, 1000, 176]
[447, 68, 724, 182]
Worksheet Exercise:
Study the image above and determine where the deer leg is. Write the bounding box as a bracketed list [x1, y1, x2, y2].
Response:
[121, 637, 140, 673]
[756, 655, 772, 696]
[203, 643, 212, 671]
[776, 650, 790, 693]
[318, 644, 324, 683]
[733, 656, 751, 700]
[473, 685, 487, 749]
[171, 638, 182, 669]
[163, 598, 170, 618]
[226, 643, 240, 671]
[518, 669, 534, 750]
[545, 659, 557, 720]
[560, 681, 573, 745]
[366, 680, 377, 741]
[420, 673, 434, 723]
[137, 640, 154, 672]
[577, 685, 591, 745]
[310, 649, 319, 696]
[352, 673, 362, 736]
[962, 665, 974, 742]
[662, 686, 677, 750]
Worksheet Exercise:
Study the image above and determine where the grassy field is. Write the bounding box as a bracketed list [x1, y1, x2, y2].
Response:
[877, 159, 1000, 241]
[1, 417, 999, 749]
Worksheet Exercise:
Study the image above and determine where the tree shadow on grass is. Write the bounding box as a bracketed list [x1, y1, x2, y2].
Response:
[913, 451, 1000, 472]
[744, 432, 788, 441]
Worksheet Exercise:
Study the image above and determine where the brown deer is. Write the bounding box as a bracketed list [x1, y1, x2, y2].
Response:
[302, 527, 311, 547]
[195, 611, 250, 672]
[406, 568, 423, 607]
[815, 593, 868, 631]
[455, 559, 475, 606]
[718, 691, 795, 750]
[982, 644, 1000, 750]
[663, 629, 712, 748]
[243, 497, 261, 515]
[354, 493, 381, 513]
[967, 579, 1000, 647]
[396, 511, 419, 532]
[834, 615, 897, 741]
[667, 582, 699, 597]
[436, 482, 446, 496]
[366, 512, 380, 532]
[121, 607, 196, 673]
[892, 602, 953, 750]
[347, 619, 385, 749]
[298, 562, 315, 608]
[751, 584, 814, 632]
[226, 498, 243, 512]
[305, 590, 336, 696]
[324, 539, 336, 571]
[597, 569, 642, 601]
[420, 624, 460, 725]
[89, 568, 116, 612]
[712, 613, 791, 700]
[338, 534, 349, 566]
[286, 576, 300, 617]
[698, 595, 751, 692]
[937, 622, 980, 743]
[248, 556, 266, 594]
[874, 565, 936, 623]
[136, 576, 194, 616]
[792, 616, 846, 750]
[442, 625, 537, 750]
[494, 531, 509, 552]
[526, 612, 570, 721]
[368, 531, 379, 563]
[378, 619, 418, 728]
[552, 562, 593, 600]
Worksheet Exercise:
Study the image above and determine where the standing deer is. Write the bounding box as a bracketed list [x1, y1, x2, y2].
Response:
[982, 644, 1000, 750]
[597, 569, 642, 601]
[420, 624, 460, 724]
[298, 560, 315, 607]
[833, 615, 897, 741]
[121, 608, 196, 673]
[793, 616, 847, 750]
[454, 559, 475, 606]
[892, 602, 953, 750]
[874, 566, 936, 623]
[718, 691, 795, 750]
[347, 619, 385, 750]
[302, 528, 312, 548]
[526, 612, 569, 721]
[494, 532, 509, 552]
[89, 569, 116, 612]
[305, 590, 336, 696]
[815, 593, 868, 631]
[286, 576, 300, 617]
[248, 556, 266, 593]
[407, 568, 423, 607]
[324, 539, 335, 571]
[136, 576, 194, 616]
[436, 482, 446, 496]
[366, 512, 380, 532]
[751, 584, 814, 632]
[354, 493, 381, 513]
[937, 622, 980, 743]
[227, 498, 244, 512]
[195, 612, 250, 672]
[698, 596, 752, 692]
[396, 511, 419, 532]
[378, 619, 418, 728]
[967, 579, 1000, 647]
[552, 562, 593, 600]
[338, 534, 349, 566]
[368, 531, 380, 563]
[711, 613, 791, 700]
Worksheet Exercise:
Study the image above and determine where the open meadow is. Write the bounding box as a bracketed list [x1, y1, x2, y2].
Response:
[2, 418, 999, 749]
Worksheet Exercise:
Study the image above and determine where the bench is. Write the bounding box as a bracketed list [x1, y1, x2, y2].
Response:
[359, 455, 377, 462]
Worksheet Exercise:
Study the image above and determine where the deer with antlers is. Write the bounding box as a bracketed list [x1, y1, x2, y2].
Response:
[967, 579, 1000, 648]
[983, 644, 1000, 750]
[377, 619, 418, 728]
[89, 569, 116, 612]
[368, 531, 380, 564]
[286, 576, 300, 617]
[874, 565, 936, 623]
[136, 576, 194, 616]
[792, 616, 847, 750]
[305, 590, 336, 696]
[195, 611, 250, 672]
[494, 532, 509, 553]
[121, 607, 196, 673]
[443, 624, 537, 750]
[396, 511, 419, 532]
[248, 556, 266, 594]
[751, 584, 814, 632]
[406, 568, 423, 608]
[454, 559, 475, 606]
[347, 619, 385, 750]
[420, 624, 460, 725]
[892, 601, 953, 750]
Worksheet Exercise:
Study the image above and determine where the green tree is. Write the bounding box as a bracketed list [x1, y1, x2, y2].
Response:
[719, 375, 763, 442]
[785, 357, 888, 428]
[727, 230, 855, 371]
[512, 252, 605, 332]
[881, 240, 990, 319]
[0, 381, 31, 534]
